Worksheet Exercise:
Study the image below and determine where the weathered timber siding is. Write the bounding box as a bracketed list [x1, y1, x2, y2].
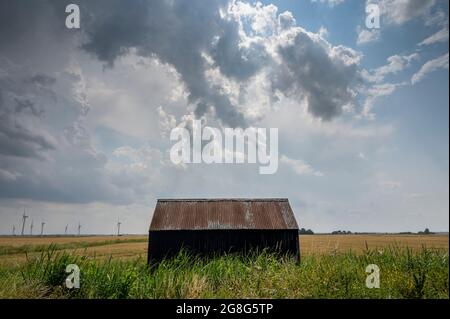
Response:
[148, 198, 300, 264]
[148, 229, 300, 262]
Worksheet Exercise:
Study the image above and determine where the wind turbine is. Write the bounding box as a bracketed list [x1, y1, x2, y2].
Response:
[30, 220, 34, 235]
[77, 222, 81, 236]
[117, 218, 122, 236]
[40, 222, 45, 236]
[65, 224, 68, 236]
[21, 210, 28, 236]
[12, 225, 16, 236]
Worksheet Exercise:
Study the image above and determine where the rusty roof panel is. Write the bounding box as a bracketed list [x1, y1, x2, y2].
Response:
[150, 198, 299, 231]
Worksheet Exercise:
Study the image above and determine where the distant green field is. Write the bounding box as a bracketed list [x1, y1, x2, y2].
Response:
[0, 247, 448, 299]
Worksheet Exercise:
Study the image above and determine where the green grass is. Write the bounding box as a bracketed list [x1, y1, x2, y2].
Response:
[0, 247, 448, 299]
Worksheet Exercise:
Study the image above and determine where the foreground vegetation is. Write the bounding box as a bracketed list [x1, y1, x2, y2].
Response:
[0, 247, 448, 299]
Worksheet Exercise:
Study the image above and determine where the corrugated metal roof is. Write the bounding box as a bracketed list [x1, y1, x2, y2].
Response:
[150, 198, 299, 231]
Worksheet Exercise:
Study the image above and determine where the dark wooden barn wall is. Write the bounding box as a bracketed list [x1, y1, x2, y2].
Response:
[148, 229, 300, 262]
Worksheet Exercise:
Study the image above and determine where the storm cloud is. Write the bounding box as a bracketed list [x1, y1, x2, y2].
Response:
[80, 0, 248, 127]
[1, 0, 364, 128]
[0, 0, 365, 204]
[274, 30, 361, 120]
[0, 61, 57, 159]
[80, 0, 362, 124]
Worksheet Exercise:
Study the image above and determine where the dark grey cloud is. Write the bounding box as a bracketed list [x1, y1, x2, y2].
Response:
[0, 0, 75, 64]
[210, 22, 269, 81]
[0, 119, 55, 158]
[26, 74, 57, 87]
[0, 115, 55, 158]
[0, 60, 135, 204]
[0, 2, 147, 204]
[81, 0, 248, 127]
[80, 0, 362, 123]
[0, 66, 56, 159]
[273, 31, 361, 120]
[14, 96, 44, 117]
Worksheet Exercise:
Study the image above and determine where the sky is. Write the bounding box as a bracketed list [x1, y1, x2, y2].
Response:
[0, 0, 448, 234]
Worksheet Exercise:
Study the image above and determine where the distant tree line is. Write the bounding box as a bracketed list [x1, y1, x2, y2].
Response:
[418, 228, 434, 235]
[330, 228, 435, 235]
[331, 230, 352, 235]
[297, 228, 435, 235]
[379, 228, 435, 235]
[298, 228, 314, 235]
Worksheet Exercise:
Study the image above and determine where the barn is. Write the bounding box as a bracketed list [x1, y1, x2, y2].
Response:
[148, 198, 300, 263]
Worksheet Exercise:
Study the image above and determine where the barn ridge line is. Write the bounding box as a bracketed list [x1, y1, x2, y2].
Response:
[157, 198, 289, 202]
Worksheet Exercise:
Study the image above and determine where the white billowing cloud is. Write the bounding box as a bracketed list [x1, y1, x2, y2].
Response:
[378, 0, 437, 25]
[357, 27, 380, 45]
[362, 53, 419, 83]
[228, 1, 279, 36]
[424, 9, 448, 27]
[419, 26, 449, 46]
[358, 53, 420, 118]
[211, 0, 363, 121]
[411, 53, 449, 84]
[278, 11, 297, 31]
[280, 155, 324, 177]
[377, 54, 419, 75]
[361, 82, 405, 120]
[157, 106, 177, 138]
[318, 26, 329, 39]
[68, 61, 90, 117]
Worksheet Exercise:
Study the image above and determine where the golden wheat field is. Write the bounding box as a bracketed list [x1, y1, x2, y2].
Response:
[0, 234, 448, 266]
[299, 234, 449, 254]
[0, 235, 137, 246]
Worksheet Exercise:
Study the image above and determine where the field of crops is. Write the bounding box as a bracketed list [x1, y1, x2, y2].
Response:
[0, 234, 448, 298]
